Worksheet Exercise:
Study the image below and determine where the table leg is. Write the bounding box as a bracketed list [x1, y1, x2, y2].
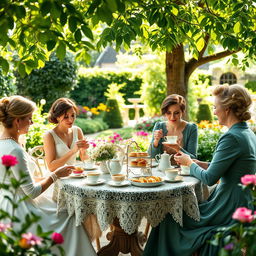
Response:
[97, 218, 146, 256]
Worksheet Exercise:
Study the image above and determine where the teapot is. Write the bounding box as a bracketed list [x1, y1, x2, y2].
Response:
[107, 158, 123, 175]
[155, 151, 172, 172]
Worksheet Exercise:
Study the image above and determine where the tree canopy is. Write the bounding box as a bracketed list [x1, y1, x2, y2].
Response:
[1, 0, 256, 81]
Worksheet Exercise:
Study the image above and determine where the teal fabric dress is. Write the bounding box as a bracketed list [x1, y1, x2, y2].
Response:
[143, 122, 256, 256]
[149, 121, 198, 158]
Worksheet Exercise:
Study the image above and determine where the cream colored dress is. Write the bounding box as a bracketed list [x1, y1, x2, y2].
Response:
[0, 139, 97, 256]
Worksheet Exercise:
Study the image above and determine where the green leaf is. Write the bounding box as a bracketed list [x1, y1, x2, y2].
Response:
[56, 41, 66, 60]
[51, 1, 61, 19]
[60, 11, 67, 26]
[233, 21, 241, 34]
[15, 5, 26, 19]
[172, 7, 178, 16]
[106, 0, 117, 12]
[81, 25, 94, 40]
[47, 40, 56, 51]
[18, 62, 26, 77]
[0, 57, 9, 74]
[196, 37, 205, 52]
[96, 6, 113, 25]
[74, 29, 82, 43]
[68, 16, 77, 33]
[40, 1, 51, 17]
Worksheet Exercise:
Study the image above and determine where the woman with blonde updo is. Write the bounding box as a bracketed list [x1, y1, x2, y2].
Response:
[0, 96, 96, 256]
[143, 85, 256, 256]
[149, 94, 198, 158]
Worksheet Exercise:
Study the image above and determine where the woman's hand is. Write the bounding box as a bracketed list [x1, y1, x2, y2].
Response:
[72, 139, 89, 153]
[193, 159, 209, 170]
[154, 129, 163, 142]
[174, 152, 193, 167]
[55, 165, 75, 178]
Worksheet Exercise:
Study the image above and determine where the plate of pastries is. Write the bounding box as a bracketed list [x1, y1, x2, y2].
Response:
[128, 152, 150, 158]
[129, 158, 148, 167]
[130, 176, 164, 187]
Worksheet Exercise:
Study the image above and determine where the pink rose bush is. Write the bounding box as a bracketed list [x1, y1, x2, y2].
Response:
[232, 207, 254, 223]
[241, 174, 256, 186]
[0, 155, 66, 255]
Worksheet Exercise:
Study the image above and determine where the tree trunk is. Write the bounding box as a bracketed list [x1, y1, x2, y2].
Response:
[165, 44, 187, 99]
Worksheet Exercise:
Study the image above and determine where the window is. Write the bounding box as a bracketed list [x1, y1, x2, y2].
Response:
[219, 72, 237, 85]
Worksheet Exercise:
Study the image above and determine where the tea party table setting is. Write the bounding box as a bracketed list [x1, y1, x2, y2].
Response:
[53, 150, 206, 256]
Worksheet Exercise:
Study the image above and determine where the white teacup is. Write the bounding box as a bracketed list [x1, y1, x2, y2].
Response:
[164, 136, 178, 144]
[180, 165, 190, 175]
[84, 160, 94, 169]
[165, 168, 179, 180]
[111, 174, 126, 184]
[87, 171, 100, 183]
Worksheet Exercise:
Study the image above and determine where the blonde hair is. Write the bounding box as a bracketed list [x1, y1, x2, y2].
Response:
[0, 96, 36, 128]
[213, 84, 252, 121]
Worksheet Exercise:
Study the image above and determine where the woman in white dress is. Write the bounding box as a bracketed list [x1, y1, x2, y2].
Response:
[0, 95, 97, 256]
[43, 98, 89, 172]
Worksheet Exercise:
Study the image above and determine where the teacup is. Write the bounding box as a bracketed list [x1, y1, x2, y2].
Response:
[84, 160, 94, 169]
[165, 168, 179, 180]
[87, 171, 100, 183]
[164, 136, 178, 144]
[111, 174, 126, 184]
[180, 165, 190, 175]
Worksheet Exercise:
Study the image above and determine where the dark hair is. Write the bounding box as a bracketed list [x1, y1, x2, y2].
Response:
[213, 84, 252, 121]
[48, 98, 78, 124]
[0, 96, 36, 128]
[161, 94, 186, 115]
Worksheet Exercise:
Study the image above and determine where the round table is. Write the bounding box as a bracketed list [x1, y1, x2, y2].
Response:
[55, 170, 205, 256]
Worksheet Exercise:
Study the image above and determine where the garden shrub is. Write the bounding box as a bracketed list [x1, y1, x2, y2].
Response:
[75, 117, 108, 134]
[196, 104, 213, 123]
[135, 116, 164, 132]
[15, 53, 77, 111]
[103, 99, 123, 128]
[0, 69, 16, 97]
[245, 80, 256, 92]
[70, 69, 143, 107]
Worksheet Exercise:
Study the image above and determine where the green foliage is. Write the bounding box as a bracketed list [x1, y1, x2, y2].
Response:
[135, 116, 164, 132]
[103, 99, 123, 128]
[15, 53, 77, 111]
[25, 102, 53, 150]
[75, 117, 108, 134]
[96, 127, 134, 140]
[196, 104, 213, 123]
[70, 70, 143, 107]
[245, 81, 256, 92]
[188, 72, 212, 122]
[197, 128, 223, 161]
[0, 69, 16, 97]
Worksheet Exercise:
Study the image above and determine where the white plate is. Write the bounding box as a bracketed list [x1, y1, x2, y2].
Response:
[84, 166, 98, 170]
[130, 176, 164, 187]
[85, 179, 105, 186]
[162, 142, 177, 145]
[151, 162, 158, 167]
[107, 180, 130, 187]
[69, 174, 86, 178]
[164, 175, 183, 183]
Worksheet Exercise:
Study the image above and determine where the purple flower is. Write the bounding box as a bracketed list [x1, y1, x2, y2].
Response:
[224, 243, 234, 251]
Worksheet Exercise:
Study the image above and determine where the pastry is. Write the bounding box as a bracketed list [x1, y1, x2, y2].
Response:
[130, 160, 138, 166]
[129, 152, 137, 157]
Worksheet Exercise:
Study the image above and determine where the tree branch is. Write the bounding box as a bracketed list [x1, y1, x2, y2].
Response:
[198, 33, 210, 59]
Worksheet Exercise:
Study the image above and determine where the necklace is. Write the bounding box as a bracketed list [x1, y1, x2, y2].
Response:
[0, 137, 19, 143]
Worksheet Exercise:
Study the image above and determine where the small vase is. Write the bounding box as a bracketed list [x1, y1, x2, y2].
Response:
[100, 161, 109, 174]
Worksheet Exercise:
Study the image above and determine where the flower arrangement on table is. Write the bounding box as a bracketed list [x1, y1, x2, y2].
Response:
[211, 174, 256, 256]
[90, 143, 117, 162]
[0, 155, 65, 255]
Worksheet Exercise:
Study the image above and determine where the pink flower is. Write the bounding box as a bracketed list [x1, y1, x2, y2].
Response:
[0, 223, 11, 232]
[232, 207, 254, 223]
[241, 174, 256, 186]
[1, 155, 18, 167]
[51, 232, 64, 244]
[110, 140, 115, 143]
[22, 232, 42, 246]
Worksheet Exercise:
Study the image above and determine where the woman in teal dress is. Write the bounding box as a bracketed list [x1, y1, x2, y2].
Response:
[149, 94, 198, 159]
[143, 84, 256, 256]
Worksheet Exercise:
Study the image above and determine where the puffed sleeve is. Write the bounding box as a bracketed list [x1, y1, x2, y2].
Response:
[10, 147, 42, 199]
[181, 123, 198, 158]
[148, 122, 162, 158]
[190, 133, 241, 186]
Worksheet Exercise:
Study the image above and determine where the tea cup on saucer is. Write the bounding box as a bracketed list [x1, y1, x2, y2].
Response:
[164, 135, 178, 144]
[87, 171, 100, 183]
[111, 174, 126, 185]
[84, 160, 94, 169]
[165, 168, 179, 181]
[180, 165, 190, 175]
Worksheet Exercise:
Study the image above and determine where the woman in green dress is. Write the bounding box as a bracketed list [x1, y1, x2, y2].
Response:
[143, 84, 256, 256]
[149, 94, 198, 159]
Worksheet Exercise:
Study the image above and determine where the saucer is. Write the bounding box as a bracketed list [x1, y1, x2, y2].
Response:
[162, 141, 177, 145]
[69, 174, 85, 178]
[84, 166, 98, 170]
[164, 175, 183, 183]
[85, 179, 105, 186]
[107, 180, 130, 187]
[180, 172, 190, 176]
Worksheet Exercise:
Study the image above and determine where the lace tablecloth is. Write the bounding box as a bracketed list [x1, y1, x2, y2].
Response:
[55, 172, 204, 235]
